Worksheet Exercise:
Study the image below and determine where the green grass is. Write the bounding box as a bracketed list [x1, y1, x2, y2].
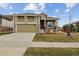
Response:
[33, 33, 79, 42]
[0, 32, 12, 35]
[24, 47, 79, 56]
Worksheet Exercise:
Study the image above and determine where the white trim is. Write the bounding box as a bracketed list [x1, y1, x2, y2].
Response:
[13, 16, 15, 32]
[16, 22, 37, 24]
[16, 22, 27, 24]
[15, 16, 18, 32]
[24, 16, 27, 22]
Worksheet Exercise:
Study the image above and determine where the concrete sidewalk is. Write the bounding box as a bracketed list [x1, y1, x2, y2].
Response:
[30, 42, 79, 48]
[1, 42, 79, 48]
[0, 41, 79, 55]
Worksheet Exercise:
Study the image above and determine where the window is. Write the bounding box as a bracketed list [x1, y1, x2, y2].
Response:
[17, 16, 25, 22]
[27, 16, 34, 22]
[47, 22, 53, 28]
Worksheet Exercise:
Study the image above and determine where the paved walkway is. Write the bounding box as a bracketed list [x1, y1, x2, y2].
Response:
[30, 42, 79, 48]
[1, 42, 79, 48]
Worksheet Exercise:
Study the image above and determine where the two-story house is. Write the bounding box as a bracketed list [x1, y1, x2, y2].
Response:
[3, 13, 59, 33]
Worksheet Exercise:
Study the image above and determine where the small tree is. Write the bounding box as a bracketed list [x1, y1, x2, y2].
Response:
[70, 24, 75, 32]
[76, 23, 79, 32]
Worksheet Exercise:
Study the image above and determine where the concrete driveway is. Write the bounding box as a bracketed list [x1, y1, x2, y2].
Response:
[0, 33, 35, 42]
[0, 33, 36, 56]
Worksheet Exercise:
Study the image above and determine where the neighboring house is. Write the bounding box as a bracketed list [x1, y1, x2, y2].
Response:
[72, 21, 79, 32]
[63, 21, 79, 33]
[0, 15, 13, 33]
[72, 21, 79, 24]
[3, 13, 59, 33]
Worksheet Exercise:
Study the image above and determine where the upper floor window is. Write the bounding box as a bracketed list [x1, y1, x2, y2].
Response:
[27, 16, 35, 22]
[17, 16, 25, 22]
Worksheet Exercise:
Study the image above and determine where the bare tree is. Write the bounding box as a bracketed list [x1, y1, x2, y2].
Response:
[67, 3, 72, 36]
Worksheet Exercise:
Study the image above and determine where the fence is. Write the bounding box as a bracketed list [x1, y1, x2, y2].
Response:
[0, 26, 13, 33]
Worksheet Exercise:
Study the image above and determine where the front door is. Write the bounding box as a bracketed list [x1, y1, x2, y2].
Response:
[40, 20, 44, 29]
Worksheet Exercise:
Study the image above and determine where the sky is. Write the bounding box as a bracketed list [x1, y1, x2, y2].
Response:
[0, 3, 79, 27]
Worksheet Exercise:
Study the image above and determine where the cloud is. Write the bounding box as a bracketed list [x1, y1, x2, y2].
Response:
[63, 18, 79, 25]
[38, 3, 45, 11]
[53, 16, 59, 18]
[64, 3, 76, 13]
[8, 12, 14, 15]
[23, 3, 37, 11]
[71, 18, 79, 23]
[55, 9, 59, 13]
[0, 3, 10, 9]
[23, 3, 46, 13]
[0, 3, 13, 10]
[64, 8, 70, 13]
[65, 3, 76, 8]
[9, 6, 13, 10]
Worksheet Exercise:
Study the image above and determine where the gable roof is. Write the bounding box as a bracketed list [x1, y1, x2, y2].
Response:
[72, 21, 79, 24]
[0, 13, 60, 21]
[0, 14, 13, 21]
[11, 13, 39, 16]
[46, 17, 59, 20]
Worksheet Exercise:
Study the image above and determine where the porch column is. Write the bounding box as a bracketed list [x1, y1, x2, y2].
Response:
[24, 16, 28, 22]
[44, 20, 47, 33]
[13, 15, 15, 33]
[55, 20, 58, 32]
[13, 15, 18, 33]
[37, 16, 40, 33]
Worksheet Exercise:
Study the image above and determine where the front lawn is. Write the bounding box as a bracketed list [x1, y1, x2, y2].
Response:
[24, 47, 79, 56]
[33, 33, 79, 42]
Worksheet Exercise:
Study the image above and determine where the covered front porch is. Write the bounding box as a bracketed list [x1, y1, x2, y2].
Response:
[39, 19, 57, 33]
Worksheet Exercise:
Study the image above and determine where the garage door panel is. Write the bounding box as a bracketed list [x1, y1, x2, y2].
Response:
[17, 24, 36, 32]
